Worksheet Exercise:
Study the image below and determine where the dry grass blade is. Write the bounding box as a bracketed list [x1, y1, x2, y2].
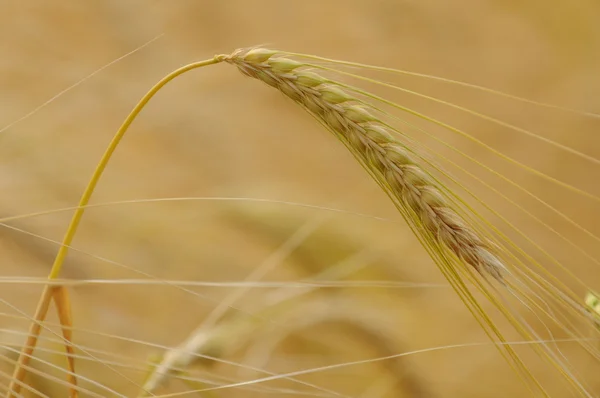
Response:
[0, 34, 164, 136]
[152, 337, 596, 398]
[51, 288, 77, 397]
[8, 288, 56, 397]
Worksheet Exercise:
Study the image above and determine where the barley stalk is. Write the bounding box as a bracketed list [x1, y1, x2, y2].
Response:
[224, 48, 505, 284]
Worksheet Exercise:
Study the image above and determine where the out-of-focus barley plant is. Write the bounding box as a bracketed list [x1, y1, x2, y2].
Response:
[1, 2, 599, 397]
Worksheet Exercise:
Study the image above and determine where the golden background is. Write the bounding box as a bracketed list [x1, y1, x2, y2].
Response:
[1, 1, 599, 397]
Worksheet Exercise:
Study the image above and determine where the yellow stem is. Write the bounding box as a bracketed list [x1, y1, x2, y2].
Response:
[7, 55, 225, 398]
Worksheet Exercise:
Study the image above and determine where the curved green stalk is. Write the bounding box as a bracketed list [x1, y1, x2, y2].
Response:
[7, 55, 225, 398]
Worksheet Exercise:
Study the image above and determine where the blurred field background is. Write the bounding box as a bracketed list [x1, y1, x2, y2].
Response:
[1, 1, 599, 397]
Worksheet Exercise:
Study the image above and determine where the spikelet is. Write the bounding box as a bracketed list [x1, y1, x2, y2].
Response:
[224, 48, 505, 283]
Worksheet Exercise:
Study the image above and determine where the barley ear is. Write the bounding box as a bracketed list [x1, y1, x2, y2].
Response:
[224, 48, 506, 283]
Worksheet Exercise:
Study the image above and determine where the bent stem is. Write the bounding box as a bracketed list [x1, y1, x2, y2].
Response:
[7, 55, 225, 398]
